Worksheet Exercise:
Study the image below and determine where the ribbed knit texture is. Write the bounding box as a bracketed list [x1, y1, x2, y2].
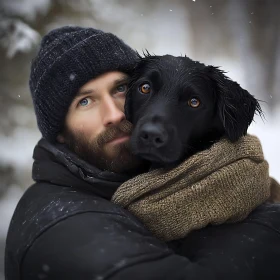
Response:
[112, 135, 277, 241]
[29, 26, 138, 142]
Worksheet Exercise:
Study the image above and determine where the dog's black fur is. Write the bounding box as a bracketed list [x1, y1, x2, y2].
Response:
[125, 54, 262, 167]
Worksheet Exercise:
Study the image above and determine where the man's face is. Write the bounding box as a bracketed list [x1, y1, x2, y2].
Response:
[58, 71, 145, 174]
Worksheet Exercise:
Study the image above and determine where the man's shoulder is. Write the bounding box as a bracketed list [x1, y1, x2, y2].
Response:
[9, 182, 127, 237]
[20, 181, 125, 215]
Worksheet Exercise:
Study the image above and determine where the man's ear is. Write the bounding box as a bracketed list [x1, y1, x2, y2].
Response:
[57, 134, 65, 143]
[208, 66, 262, 142]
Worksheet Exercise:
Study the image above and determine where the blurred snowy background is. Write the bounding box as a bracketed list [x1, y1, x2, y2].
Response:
[0, 0, 279, 278]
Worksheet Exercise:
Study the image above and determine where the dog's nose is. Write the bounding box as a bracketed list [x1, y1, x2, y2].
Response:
[139, 123, 168, 148]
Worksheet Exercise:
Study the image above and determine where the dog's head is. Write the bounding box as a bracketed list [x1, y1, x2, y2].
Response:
[125, 54, 262, 166]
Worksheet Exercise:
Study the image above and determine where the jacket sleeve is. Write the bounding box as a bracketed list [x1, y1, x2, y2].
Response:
[21, 204, 280, 280]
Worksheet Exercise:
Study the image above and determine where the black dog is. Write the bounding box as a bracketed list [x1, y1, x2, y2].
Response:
[125, 54, 262, 167]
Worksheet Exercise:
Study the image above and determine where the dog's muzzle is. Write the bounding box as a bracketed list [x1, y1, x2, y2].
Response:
[131, 119, 182, 165]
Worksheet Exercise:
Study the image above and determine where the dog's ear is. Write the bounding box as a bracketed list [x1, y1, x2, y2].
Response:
[208, 66, 262, 142]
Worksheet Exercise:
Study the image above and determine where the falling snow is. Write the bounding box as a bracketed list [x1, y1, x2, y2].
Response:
[69, 74, 76, 81]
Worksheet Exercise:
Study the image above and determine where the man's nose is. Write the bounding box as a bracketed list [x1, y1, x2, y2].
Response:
[103, 96, 125, 127]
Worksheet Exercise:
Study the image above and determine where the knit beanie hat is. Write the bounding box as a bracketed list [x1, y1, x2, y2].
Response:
[29, 26, 138, 142]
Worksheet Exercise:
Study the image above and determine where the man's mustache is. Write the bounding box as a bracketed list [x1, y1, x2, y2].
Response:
[96, 120, 133, 146]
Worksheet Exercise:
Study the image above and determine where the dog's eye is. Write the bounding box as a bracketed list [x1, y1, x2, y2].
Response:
[188, 98, 200, 108]
[139, 83, 151, 94]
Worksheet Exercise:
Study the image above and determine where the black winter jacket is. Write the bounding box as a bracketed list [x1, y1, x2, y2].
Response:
[5, 139, 280, 280]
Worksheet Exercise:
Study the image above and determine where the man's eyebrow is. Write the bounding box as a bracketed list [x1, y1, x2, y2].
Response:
[75, 89, 94, 99]
[112, 76, 129, 86]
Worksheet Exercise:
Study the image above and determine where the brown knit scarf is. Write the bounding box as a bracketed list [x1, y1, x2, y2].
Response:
[112, 135, 280, 241]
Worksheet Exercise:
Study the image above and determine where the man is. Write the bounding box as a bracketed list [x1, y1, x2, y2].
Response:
[5, 26, 280, 280]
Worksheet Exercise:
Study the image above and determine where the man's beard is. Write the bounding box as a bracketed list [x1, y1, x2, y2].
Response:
[63, 120, 146, 174]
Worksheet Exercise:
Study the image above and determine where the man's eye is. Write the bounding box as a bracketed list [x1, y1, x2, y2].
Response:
[116, 84, 127, 93]
[79, 98, 91, 107]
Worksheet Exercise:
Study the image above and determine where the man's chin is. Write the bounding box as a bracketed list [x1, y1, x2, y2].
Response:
[102, 144, 144, 174]
[104, 140, 130, 158]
